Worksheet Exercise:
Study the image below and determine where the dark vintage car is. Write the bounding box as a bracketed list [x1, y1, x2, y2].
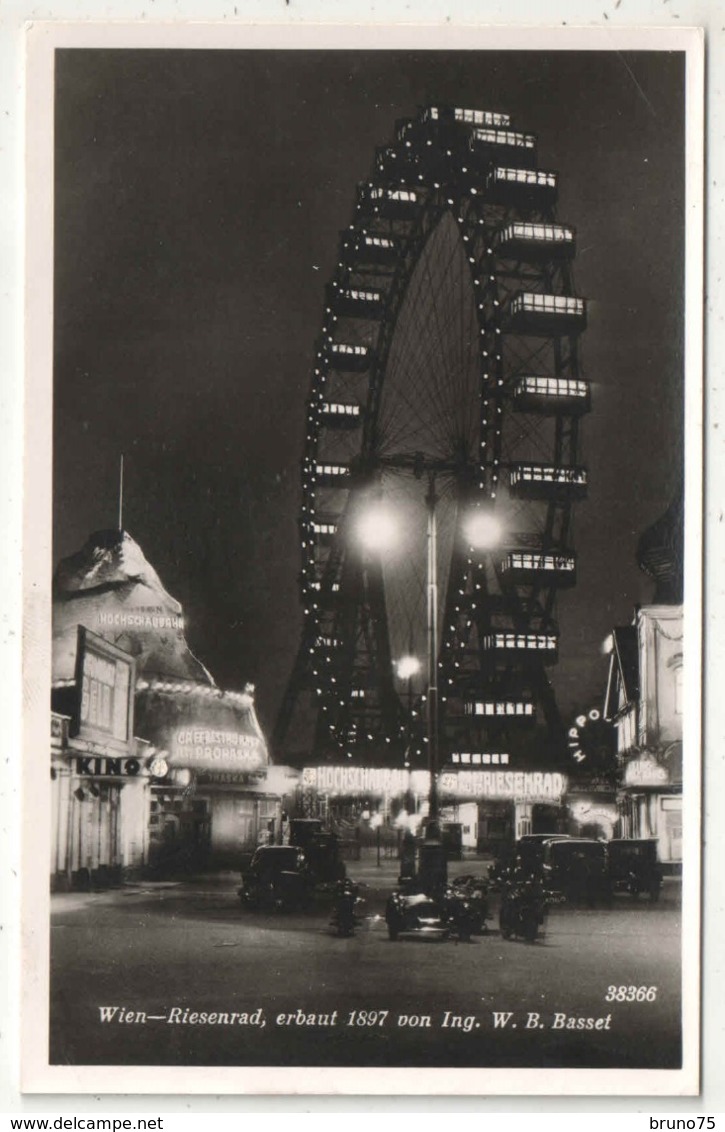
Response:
[499, 872, 552, 943]
[488, 834, 571, 889]
[238, 845, 315, 911]
[385, 880, 486, 942]
[448, 874, 491, 933]
[608, 838, 663, 901]
[541, 837, 612, 906]
[385, 891, 450, 941]
[288, 818, 324, 848]
[289, 820, 347, 884]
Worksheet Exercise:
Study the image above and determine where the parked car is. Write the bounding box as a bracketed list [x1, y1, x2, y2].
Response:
[238, 845, 315, 911]
[448, 874, 491, 933]
[488, 834, 571, 890]
[385, 882, 484, 943]
[288, 818, 324, 847]
[499, 872, 551, 943]
[608, 838, 662, 901]
[289, 819, 346, 884]
[385, 891, 449, 941]
[541, 837, 612, 906]
[304, 830, 347, 884]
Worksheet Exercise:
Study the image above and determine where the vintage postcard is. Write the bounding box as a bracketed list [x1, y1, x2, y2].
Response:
[21, 22, 703, 1096]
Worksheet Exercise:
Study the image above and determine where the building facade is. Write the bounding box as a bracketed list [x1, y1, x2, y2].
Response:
[52, 528, 281, 882]
[604, 605, 683, 870]
[50, 629, 151, 890]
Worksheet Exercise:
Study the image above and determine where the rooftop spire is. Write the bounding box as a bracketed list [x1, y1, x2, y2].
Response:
[637, 478, 684, 604]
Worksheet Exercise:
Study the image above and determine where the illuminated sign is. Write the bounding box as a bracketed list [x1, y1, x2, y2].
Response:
[75, 756, 141, 777]
[97, 610, 184, 631]
[170, 728, 265, 773]
[623, 754, 669, 788]
[440, 770, 567, 802]
[74, 627, 135, 750]
[302, 766, 567, 803]
[303, 766, 413, 796]
[450, 752, 509, 766]
[568, 798, 618, 834]
[568, 707, 602, 763]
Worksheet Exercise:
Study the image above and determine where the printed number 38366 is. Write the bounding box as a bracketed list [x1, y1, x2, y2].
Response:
[605, 985, 658, 1002]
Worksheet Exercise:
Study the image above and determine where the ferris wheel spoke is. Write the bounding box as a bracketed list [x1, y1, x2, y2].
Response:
[382, 218, 478, 460]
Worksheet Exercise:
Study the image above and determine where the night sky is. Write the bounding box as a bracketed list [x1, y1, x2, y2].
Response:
[52, 48, 686, 740]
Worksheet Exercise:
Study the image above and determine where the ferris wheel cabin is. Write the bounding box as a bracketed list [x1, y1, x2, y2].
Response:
[313, 462, 351, 487]
[358, 183, 422, 220]
[487, 166, 559, 207]
[326, 282, 385, 319]
[317, 401, 362, 429]
[468, 127, 538, 169]
[325, 342, 372, 373]
[422, 106, 512, 127]
[509, 462, 588, 501]
[512, 375, 591, 416]
[340, 229, 399, 267]
[480, 631, 559, 665]
[308, 517, 339, 545]
[464, 700, 536, 720]
[500, 550, 578, 588]
[495, 222, 576, 261]
[506, 292, 587, 336]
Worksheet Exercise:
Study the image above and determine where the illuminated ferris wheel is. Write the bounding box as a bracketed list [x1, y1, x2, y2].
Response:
[275, 105, 590, 769]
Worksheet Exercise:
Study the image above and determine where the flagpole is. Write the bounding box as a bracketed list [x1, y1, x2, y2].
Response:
[118, 455, 124, 532]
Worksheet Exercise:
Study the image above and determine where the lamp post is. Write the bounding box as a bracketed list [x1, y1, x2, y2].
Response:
[424, 473, 440, 839]
[356, 487, 502, 888]
[395, 651, 421, 770]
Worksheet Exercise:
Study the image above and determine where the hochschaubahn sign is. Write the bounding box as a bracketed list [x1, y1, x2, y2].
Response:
[302, 765, 568, 803]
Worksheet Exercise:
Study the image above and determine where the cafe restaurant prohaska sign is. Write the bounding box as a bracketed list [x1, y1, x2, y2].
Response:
[169, 728, 266, 774]
[303, 766, 568, 803]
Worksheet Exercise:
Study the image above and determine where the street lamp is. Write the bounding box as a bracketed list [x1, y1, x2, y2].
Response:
[396, 655, 422, 681]
[356, 487, 503, 888]
[462, 509, 503, 551]
[354, 504, 399, 553]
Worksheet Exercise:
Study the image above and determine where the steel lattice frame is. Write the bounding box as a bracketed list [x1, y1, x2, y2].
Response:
[275, 105, 590, 769]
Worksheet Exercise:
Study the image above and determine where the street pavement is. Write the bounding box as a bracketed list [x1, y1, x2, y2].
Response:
[49, 853, 682, 1070]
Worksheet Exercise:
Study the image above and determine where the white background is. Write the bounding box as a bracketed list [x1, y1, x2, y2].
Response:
[1, 0, 721, 1116]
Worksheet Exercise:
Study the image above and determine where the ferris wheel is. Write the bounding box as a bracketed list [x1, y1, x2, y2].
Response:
[275, 105, 590, 769]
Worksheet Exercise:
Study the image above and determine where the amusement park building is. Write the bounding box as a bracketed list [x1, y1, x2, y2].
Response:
[50, 529, 288, 889]
[603, 491, 684, 871]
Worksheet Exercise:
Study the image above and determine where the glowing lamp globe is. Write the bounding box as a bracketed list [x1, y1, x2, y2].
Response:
[356, 504, 399, 552]
[463, 511, 503, 550]
[396, 655, 422, 680]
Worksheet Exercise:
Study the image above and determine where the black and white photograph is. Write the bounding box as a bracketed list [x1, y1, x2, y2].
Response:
[21, 23, 703, 1097]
